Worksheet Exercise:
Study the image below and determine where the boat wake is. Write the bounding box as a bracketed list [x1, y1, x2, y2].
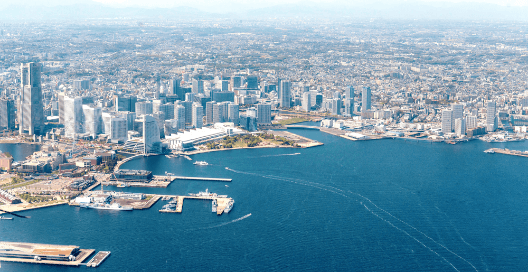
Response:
[224, 167, 479, 272]
[261, 153, 301, 157]
[198, 213, 252, 230]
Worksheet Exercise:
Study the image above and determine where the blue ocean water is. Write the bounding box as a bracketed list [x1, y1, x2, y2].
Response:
[1, 129, 528, 271]
[0, 143, 40, 162]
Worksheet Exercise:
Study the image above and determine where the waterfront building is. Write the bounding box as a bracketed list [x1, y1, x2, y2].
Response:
[280, 81, 291, 108]
[142, 115, 161, 154]
[19, 62, 44, 135]
[442, 109, 453, 133]
[257, 103, 271, 125]
[64, 96, 83, 138]
[466, 115, 478, 130]
[0, 98, 16, 130]
[192, 103, 203, 128]
[361, 87, 371, 113]
[455, 118, 466, 137]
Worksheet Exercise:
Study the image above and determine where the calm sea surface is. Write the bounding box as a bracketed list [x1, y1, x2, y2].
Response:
[1, 129, 528, 271]
[0, 143, 40, 162]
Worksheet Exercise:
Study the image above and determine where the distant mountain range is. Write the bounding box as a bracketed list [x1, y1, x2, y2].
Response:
[1, 0, 527, 21]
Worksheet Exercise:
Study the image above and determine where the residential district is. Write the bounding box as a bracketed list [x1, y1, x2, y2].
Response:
[1, 19, 528, 224]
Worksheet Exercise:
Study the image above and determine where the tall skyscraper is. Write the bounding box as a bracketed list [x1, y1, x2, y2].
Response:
[227, 103, 239, 126]
[452, 104, 464, 121]
[466, 115, 478, 130]
[345, 86, 354, 116]
[74, 79, 90, 91]
[221, 80, 229, 92]
[82, 105, 102, 139]
[213, 102, 226, 123]
[63, 96, 83, 138]
[180, 101, 193, 125]
[192, 79, 204, 94]
[232, 76, 242, 88]
[141, 115, 161, 154]
[135, 102, 153, 116]
[280, 81, 291, 108]
[192, 103, 203, 129]
[332, 99, 342, 116]
[174, 105, 186, 131]
[169, 79, 183, 99]
[19, 62, 44, 135]
[110, 117, 127, 142]
[0, 98, 16, 130]
[486, 101, 497, 132]
[302, 92, 311, 112]
[361, 87, 371, 113]
[257, 103, 271, 124]
[206, 101, 215, 124]
[442, 109, 453, 133]
[455, 118, 466, 136]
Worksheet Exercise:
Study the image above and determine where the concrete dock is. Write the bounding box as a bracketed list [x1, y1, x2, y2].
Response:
[86, 251, 110, 267]
[171, 176, 232, 182]
[486, 148, 528, 158]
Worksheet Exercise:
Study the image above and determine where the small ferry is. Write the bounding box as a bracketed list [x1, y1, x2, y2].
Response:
[212, 199, 217, 213]
[194, 161, 209, 166]
[484, 149, 495, 154]
[0, 216, 13, 220]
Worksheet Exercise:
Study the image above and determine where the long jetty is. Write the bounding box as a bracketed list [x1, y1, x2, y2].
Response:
[158, 194, 233, 215]
[171, 176, 232, 182]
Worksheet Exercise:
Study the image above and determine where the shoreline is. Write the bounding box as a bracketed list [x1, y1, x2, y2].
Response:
[0, 200, 68, 215]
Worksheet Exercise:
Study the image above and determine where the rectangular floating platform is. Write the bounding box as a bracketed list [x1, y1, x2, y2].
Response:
[86, 251, 110, 267]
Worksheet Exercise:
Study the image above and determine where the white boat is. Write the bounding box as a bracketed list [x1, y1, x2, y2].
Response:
[189, 188, 216, 197]
[212, 199, 217, 213]
[224, 199, 235, 213]
[80, 202, 133, 211]
[484, 149, 495, 154]
[194, 161, 209, 166]
[0, 216, 13, 220]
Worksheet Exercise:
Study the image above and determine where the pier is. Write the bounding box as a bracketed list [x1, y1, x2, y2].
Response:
[86, 251, 110, 267]
[485, 148, 528, 158]
[0, 242, 95, 267]
[171, 176, 232, 182]
[157, 194, 233, 215]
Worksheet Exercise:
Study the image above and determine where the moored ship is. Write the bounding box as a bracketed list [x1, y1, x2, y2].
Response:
[224, 199, 234, 213]
[80, 202, 133, 211]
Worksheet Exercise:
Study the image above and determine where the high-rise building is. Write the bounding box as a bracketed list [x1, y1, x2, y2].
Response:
[174, 105, 186, 131]
[110, 117, 127, 142]
[19, 62, 44, 135]
[221, 80, 229, 92]
[58, 92, 65, 124]
[486, 101, 497, 132]
[302, 92, 311, 112]
[442, 109, 453, 133]
[192, 79, 204, 94]
[332, 99, 342, 116]
[192, 104, 203, 129]
[246, 76, 258, 89]
[185, 93, 195, 102]
[141, 115, 161, 154]
[344, 86, 354, 116]
[180, 101, 193, 125]
[0, 98, 16, 130]
[232, 76, 242, 88]
[227, 103, 239, 126]
[135, 102, 153, 116]
[160, 103, 174, 120]
[455, 118, 466, 136]
[73, 79, 90, 91]
[257, 103, 271, 124]
[206, 101, 215, 125]
[280, 81, 291, 108]
[361, 87, 371, 113]
[466, 115, 478, 130]
[213, 102, 226, 123]
[212, 91, 235, 103]
[452, 104, 464, 121]
[63, 96, 83, 138]
[82, 105, 102, 139]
